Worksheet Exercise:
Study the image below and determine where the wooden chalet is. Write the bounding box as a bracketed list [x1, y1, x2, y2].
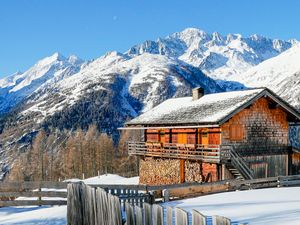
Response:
[122, 87, 300, 185]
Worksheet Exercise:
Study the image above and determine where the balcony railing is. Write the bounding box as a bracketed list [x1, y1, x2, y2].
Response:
[127, 142, 221, 163]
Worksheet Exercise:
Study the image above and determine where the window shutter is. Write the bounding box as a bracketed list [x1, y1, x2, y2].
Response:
[229, 124, 244, 141]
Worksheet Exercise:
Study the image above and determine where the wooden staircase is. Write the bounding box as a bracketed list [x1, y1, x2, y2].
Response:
[222, 146, 254, 180]
[227, 165, 245, 180]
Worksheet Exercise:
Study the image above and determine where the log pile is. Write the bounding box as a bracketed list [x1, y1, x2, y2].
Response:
[139, 158, 180, 185]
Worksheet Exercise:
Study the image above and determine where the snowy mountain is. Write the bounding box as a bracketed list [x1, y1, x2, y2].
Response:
[127, 28, 297, 81]
[0, 53, 85, 114]
[24, 52, 223, 120]
[233, 44, 300, 109]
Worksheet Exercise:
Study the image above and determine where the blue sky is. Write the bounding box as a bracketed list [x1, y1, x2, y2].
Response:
[0, 0, 299, 77]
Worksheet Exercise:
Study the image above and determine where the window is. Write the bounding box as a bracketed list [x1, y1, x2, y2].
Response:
[229, 124, 244, 141]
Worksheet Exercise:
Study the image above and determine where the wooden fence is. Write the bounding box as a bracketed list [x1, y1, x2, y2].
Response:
[0, 181, 67, 207]
[67, 182, 234, 225]
[1, 174, 300, 207]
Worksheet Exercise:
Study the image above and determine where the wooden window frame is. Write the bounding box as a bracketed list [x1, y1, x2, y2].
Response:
[229, 124, 244, 141]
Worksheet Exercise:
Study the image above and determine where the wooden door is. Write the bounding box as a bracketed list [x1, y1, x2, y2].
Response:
[178, 133, 187, 144]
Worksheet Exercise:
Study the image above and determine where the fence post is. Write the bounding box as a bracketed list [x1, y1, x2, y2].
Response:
[95, 187, 109, 225]
[135, 205, 143, 225]
[143, 202, 152, 225]
[67, 183, 84, 225]
[192, 209, 206, 225]
[166, 207, 173, 225]
[212, 215, 231, 225]
[163, 189, 170, 202]
[38, 182, 42, 206]
[175, 208, 188, 225]
[152, 204, 164, 225]
[125, 202, 136, 225]
[111, 195, 122, 225]
[82, 185, 96, 225]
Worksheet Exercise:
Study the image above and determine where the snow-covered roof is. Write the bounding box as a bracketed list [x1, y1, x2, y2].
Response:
[125, 88, 300, 126]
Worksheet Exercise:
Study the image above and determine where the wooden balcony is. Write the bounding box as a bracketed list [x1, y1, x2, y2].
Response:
[127, 142, 222, 163]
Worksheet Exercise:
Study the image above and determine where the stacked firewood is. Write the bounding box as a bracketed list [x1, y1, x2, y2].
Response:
[139, 158, 180, 185]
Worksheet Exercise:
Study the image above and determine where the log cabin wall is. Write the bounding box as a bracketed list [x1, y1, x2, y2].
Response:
[221, 97, 290, 178]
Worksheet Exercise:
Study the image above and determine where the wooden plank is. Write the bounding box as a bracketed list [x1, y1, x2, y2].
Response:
[0, 181, 67, 191]
[88, 184, 148, 191]
[111, 195, 122, 225]
[180, 160, 185, 183]
[168, 183, 230, 199]
[0, 191, 67, 198]
[212, 215, 231, 225]
[135, 205, 143, 225]
[192, 209, 206, 225]
[125, 202, 135, 225]
[152, 204, 164, 225]
[0, 200, 67, 207]
[95, 187, 109, 225]
[175, 208, 188, 225]
[143, 202, 152, 225]
[166, 207, 173, 225]
[67, 183, 84, 225]
[82, 184, 96, 225]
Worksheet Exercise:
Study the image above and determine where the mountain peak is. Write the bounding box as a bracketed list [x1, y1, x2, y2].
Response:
[212, 32, 224, 43]
[50, 52, 66, 61]
[100, 51, 128, 60]
[250, 34, 267, 41]
[68, 55, 84, 65]
[176, 27, 209, 39]
[36, 52, 66, 66]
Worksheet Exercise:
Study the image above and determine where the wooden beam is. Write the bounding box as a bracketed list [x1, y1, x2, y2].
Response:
[180, 160, 185, 183]
[0, 200, 67, 207]
[0, 191, 67, 198]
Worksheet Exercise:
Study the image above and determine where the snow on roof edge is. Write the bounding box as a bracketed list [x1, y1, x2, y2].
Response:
[126, 88, 268, 126]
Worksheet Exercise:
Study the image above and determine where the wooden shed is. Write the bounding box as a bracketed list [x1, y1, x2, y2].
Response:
[123, 88, 300, 185]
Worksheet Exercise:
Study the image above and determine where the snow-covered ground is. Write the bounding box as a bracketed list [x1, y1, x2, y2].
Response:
[0, 174, 299, 225]
[0, 174, 138, 225]
[163, 187, 300, 225]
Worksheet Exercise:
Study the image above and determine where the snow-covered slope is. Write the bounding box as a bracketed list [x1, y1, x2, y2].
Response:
[235, 44, 300, 109]
[0, 53, 85, 114]
[23, 52, 223, 119]
[0, 51, 225, 178]
[126, 28, 297, 81]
